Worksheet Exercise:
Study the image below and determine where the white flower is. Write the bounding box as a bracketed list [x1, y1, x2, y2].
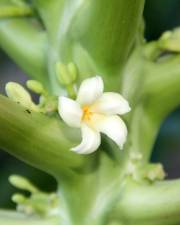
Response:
[58, 76, 131, 154]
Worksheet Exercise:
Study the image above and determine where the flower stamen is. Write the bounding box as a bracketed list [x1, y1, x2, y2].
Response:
[82, 106, 93, 121]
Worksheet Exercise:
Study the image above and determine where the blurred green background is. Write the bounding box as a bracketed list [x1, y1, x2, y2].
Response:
[0, 0, 180, 209]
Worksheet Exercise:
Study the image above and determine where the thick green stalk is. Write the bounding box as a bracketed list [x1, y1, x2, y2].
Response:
[0, 6, 32, 17]
[114, 179, 180, 225]
[0, 1, 145, 93]
[0, 210, 59, 225]
[140, 54, 180, 159]
[0, 95, 88, 177]
[122, 47, 180, 161]
[57, 152, 126, 225]
[68, 0, 145, 76]
[33, 0, 145, 93]
[68, 0, 144, 90]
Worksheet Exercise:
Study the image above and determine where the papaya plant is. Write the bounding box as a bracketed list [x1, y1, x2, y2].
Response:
[0, 0, 180, 225]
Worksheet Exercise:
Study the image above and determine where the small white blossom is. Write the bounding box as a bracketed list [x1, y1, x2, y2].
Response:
[58, 76, 131, 154]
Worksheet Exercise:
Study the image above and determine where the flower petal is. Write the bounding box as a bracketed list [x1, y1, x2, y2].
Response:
[93, 114, 127, 149]
[58, 96, 83, 127]
[71, 124, 101, 154]
[77, 76, 104, 106]
[91, 92, 131, 115]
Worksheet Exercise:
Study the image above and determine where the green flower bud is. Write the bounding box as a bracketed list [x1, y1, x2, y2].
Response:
[10, 174, 59, 217]
[56, 62, 77, 86]
[12, 193, 27, 204]
[9, 175, 39, 193]
[26, 80, 45, 95]
[6, 82, 33, 108]
[30, 193, 50, 216]
[159, 28, 180, 52]
[67, 62, 78, 82]
[143, 163, 166, 182]
[43, 96, 58, 113]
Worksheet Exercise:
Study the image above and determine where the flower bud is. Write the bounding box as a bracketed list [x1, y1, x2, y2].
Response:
[9, 175, 39, 193]
[143, 163, 166, 182]
[56, 62, 77, 86]
[159, 29, 180, 52]
[12, 193, 27, 204]
[67, 62, 78, 81]
[26, 80, 45, 95]
[5, 82, 33, 108]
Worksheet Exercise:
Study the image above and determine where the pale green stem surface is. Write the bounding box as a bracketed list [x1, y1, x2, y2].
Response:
[0, 6, 32, 17]
[0, 94, 88, 177]
[122, 47, 180, 162]
[33, 0, 145, 93]
[0, 210, 59, 225]
[114, 179, 180, 225]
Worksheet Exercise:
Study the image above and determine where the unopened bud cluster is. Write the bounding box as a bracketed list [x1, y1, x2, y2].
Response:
[56, 62, 78, 98]
[9, 175, 59, 217]
[5, 80, 57, 113]
[126, 153, 165, 182]
[159, 28, 180, 52]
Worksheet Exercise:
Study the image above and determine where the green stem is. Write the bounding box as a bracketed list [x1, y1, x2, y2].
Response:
[33, 0, 145, 93]
[0, 6, 33, 18]
[61, 0, 145, 90]
[56, 151, 127, 225]
[0, 95, 88, 177]
[122, 47, 180, 161]
[139, 55, 180, 160]
[0, 210, 59, 225]
[114, 179, 180, 225]
[66, 84, 76, 99]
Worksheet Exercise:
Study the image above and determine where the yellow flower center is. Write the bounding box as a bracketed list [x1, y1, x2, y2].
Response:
[82, 106, 93, 121]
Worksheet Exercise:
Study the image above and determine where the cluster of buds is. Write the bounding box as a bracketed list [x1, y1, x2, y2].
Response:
[159, 28, 180, 52]
[6, 67, 131, 155]
[126, 153, 165, 182]
[56, 62, 78, 99]
[5, 80, 57, 114]
[9, 175, 59, 217]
